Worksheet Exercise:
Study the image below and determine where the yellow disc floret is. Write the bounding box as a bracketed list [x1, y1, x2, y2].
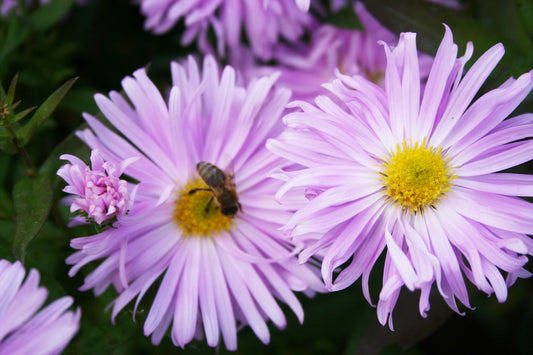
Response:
[173, 178, 234, 237]
[382, 140, 455, 213]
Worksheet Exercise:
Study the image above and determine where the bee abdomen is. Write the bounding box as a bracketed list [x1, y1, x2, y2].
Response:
[197, 162, 226, 187]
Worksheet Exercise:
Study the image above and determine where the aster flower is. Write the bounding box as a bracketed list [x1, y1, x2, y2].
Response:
[235, 2, 432, 102]
[0, 259, 80, 355]
[62, 56, 324, 350]
[138, 0, 315, 60]
[57, 149, 138, 225]
[267, 25, 533, 328]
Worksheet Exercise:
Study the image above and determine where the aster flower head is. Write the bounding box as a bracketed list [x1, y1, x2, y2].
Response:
[0, 260, 80, 355]
[65, 56, 323, 350]
[268, 25, 533, 328]
[237, 2, 432, 102]
[139, 0, 315, 60]
[57, 149, 138, 225]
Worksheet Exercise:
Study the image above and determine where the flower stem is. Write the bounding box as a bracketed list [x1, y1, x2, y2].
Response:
[6, 126, 36, 178]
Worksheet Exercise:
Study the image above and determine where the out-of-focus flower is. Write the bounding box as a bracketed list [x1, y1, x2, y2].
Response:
[235, 2, 432, 102]
[268, 25, 533, 328]
[65, 56, 324, 350]
[138, 0, 315, 60]
[427, 0, 463, 9]
[58, 149, 138, 225]
[0, 260, 80, 355]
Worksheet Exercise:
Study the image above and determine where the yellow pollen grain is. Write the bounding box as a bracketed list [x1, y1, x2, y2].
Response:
[381, 140, 455, 213]
[173, 178, 234, 237]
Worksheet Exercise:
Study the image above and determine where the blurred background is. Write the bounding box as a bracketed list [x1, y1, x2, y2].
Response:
[0, 0, 531, 353]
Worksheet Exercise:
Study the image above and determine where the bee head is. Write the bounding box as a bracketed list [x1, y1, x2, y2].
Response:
[220, 205, 239, 217]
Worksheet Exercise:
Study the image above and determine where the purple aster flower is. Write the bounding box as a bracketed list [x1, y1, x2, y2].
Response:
[0, 260, 80, 355]
[58, 149, 138, 225]
[64, 56, 324, 350]
[138, 0, 315, 60]
[267, 25, 533, 328]
[234, 2, 432, 102]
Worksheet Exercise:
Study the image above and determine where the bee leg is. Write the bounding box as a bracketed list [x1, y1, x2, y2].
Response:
[204, 196, 214, 214]
[238, 202, 243, 212]
[189, 188, 211, 195]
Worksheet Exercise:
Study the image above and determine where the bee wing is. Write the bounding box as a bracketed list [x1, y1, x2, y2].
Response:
[218, 153, 236, 178]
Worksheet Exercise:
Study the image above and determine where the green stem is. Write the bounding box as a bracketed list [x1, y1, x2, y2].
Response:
[6, 126, 36, 178]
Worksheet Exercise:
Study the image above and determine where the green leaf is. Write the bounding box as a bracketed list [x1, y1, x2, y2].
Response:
[0, 17, 30, 65]
[0, 153, 10, 185]
[0, 129, 18, 155]
[4, 72, 19, 106]
[352, 289, 453, 353]
[517, 0, 533, 34]
[12, 174, 53, 262]
[327, 5, 363, 30]
[0, 187, 13, 220]
[16, 76, 78, 146]
[361, 0, 533, 79]
[474, 0, 533, 58]
[0, 221, 15, 260]
[29, 0, 76, 30]
[7, 106, 36, 125]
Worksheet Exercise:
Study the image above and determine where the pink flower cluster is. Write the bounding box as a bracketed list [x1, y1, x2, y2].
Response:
[139, 0, 315, 60]
[57, 150, 138, 225]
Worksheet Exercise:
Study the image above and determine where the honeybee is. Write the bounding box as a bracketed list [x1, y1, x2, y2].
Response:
[189, 162, 242, 217]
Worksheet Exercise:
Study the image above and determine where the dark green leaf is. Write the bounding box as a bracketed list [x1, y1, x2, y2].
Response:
[0, 187, 13, 220]
[16, 76, 78, 146]
[0, 130, 18, 155]
[361, 0, 533, 78]
[474, 0, 533, 57]
[352, 290, 453, 354]
[0, 17, 30, 65]
[517, 0, 533, 34]
[5, 72, 19, 106]
[0, 153, 10, 184]
[327, 5, 363, 30]
[0, 221, 15, 260]
[7, 106, 36, 125]
[60, 87, 99, 115]
[12, 174, 53, 262]
[29, 0, 76, 30]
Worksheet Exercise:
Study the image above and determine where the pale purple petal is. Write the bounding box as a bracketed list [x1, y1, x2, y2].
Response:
[0, 261, 79, 355]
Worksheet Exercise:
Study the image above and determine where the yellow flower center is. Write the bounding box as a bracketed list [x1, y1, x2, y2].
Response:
[382, 140, 455, 213]
[173, 178, 234, 237]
